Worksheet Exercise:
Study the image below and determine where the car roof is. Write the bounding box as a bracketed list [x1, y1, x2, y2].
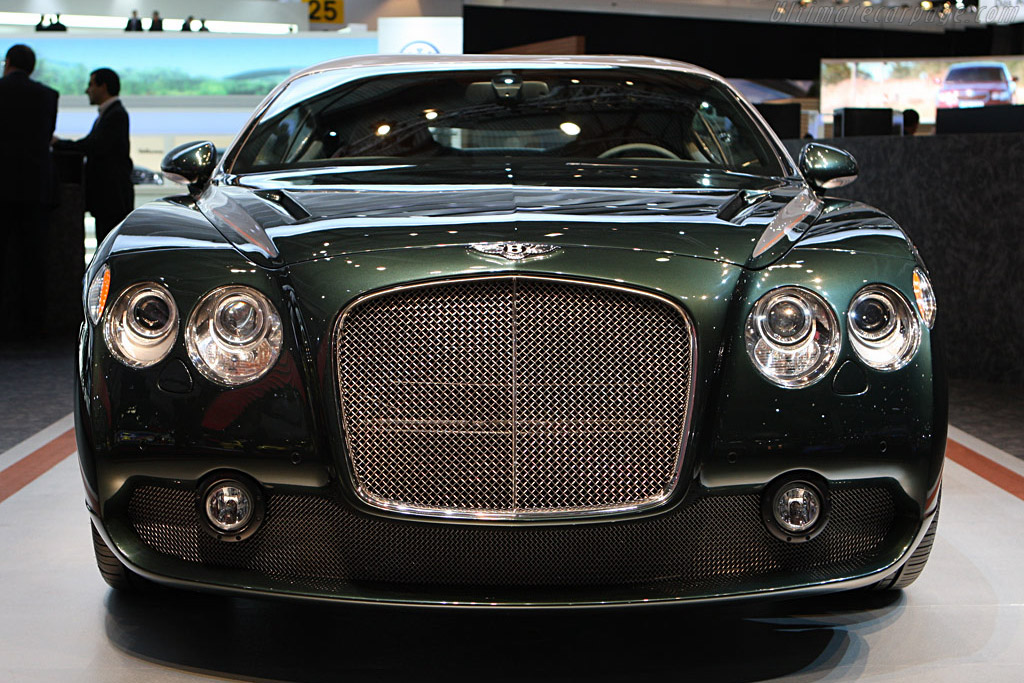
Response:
[283, 54, 721, 83]
[947, 61, 1009, 70]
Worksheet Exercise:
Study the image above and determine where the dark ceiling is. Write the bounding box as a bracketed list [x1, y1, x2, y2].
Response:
[464, 6, 1016, 79]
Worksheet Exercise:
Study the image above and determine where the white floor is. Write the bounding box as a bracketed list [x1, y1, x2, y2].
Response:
[1, 422, 1022, 682]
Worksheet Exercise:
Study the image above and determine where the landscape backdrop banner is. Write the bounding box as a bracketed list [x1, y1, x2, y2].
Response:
[1, 35, 379, 97]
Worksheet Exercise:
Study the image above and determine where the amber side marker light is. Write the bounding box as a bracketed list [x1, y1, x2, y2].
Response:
[86, 265, 111, 324]
[913, 268, 937, 328]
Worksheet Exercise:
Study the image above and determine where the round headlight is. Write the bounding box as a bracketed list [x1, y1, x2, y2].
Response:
[104, 282, 178, 368]
[913, 268, 937, 329]
[763, 295, 812, 345]
[186, 285, 283, 386]
[850, 293, 896, 342]
[745, 286, 840, 388]
[848, 285, 921, 371]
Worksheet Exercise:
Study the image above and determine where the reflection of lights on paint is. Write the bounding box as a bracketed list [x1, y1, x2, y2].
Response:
[625, 81, 634, 86]
[656, 257, 670, 262]
[504, 77, 515, 84]
[700, 101, 710, 110]
[544, 233, 563, 237]
[560, 121, 581, 136]
[920, 0, 932, 9]
[328, 131, 337, 137]
[376, 124, 391, 136]
[424, 110, 439, 120]
[571, 79, 580, 84]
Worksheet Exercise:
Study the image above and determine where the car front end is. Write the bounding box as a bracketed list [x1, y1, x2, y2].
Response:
[78, 56, 945, 607]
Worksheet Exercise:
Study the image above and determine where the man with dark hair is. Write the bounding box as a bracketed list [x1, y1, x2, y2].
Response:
[52, 68, 134, 243]
[125, 10, 143, 31]
[0, 44, 59, 330]
[903, 109, 920, 136]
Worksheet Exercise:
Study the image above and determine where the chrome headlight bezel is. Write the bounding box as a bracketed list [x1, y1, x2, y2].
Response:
[745, 286, 841, 389]
[185, 285, 283, 386]
[847, 284, 921, 372]
[103, 282, 179, 368]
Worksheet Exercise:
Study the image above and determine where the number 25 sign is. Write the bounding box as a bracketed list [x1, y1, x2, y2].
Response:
[307, 0, 344, 25]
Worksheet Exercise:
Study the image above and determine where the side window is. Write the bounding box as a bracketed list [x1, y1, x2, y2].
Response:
[248, 108, 312, 167]
[690, 101, 770, 173]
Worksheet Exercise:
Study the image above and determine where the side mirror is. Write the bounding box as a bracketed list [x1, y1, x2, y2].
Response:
[799, 143, 858, 193]
[161, 140, 216, 196]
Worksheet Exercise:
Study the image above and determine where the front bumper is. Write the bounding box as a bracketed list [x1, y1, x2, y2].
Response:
[90, 472, 930, 607]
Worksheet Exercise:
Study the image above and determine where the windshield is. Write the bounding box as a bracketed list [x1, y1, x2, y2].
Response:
[945, 67, 1007, 84]
[230, 68, 785, 177]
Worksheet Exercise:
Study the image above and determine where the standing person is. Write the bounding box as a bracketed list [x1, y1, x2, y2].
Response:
[0, 44, 59, 331]
[125, 10, 143, 31]
[52, 69, 134, 245]
[903, 109, 920, 136]
[181, 15, 194, 32]
[149, 11, 163, 31]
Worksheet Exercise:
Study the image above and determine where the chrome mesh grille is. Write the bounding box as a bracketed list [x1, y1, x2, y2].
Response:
[336, 276, 693, 518]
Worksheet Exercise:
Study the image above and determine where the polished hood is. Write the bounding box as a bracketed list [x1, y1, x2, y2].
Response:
[198, 161, 822, 269]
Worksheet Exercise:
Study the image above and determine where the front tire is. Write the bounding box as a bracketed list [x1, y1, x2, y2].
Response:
[91, 522, 151, 591]
[873, 500, 939, 591]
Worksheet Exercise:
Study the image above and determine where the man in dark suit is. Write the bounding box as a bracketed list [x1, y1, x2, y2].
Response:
[125, 10, 143, 31]
[52, 68, 133, 244]
[0, 44, 59, 331]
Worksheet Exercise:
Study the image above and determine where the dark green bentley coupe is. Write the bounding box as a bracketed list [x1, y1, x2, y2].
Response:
[78, 55, 944, 607]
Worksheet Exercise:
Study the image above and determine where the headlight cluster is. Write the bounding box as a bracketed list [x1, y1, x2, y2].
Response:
[185, 286, 283, 386]
[86, 269, 283, 386]
[747, 270, 935, 387]
[103, 282, 178, 368]
[745, 287, 841, 389]
[847, 285, 920, 371]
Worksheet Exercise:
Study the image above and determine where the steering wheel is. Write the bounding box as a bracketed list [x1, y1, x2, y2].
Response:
[597, 143, 681, 160]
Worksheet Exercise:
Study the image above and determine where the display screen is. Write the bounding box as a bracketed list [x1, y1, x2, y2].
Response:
[821, 56, 1024, 125]
[0, 35, 378, 97]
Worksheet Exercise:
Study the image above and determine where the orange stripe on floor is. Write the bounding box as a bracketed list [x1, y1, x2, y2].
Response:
[946, 438, 1024, 502]
[2, 429, 1022, 505]
[0, 428, 77, 504]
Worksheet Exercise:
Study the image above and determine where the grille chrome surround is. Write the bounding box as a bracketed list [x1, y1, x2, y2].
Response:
[335, 275, 696, 521]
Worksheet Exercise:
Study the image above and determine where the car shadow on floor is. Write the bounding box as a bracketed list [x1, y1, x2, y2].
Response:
[104, 586, 903, 681]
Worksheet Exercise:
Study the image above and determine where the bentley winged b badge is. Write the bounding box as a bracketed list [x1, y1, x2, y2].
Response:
[468, 242, 561, 261]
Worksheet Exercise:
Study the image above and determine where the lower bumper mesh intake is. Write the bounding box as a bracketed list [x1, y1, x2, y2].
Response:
[127, 484, 897, 594]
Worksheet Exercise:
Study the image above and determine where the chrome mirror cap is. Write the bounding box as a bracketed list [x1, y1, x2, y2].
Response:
[799, 142, 859, 192]
[161, 140, 217, 195]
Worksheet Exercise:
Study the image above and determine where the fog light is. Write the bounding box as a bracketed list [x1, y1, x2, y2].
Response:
[774, 486, 821, 533]
[762, 476, 829, 543]
[204, 481, 253, 533]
